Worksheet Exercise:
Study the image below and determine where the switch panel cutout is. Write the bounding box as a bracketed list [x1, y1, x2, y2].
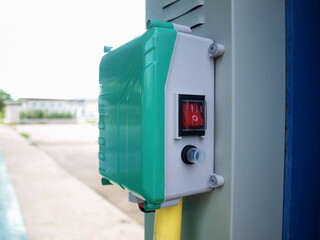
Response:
[178, 94, 206, 136]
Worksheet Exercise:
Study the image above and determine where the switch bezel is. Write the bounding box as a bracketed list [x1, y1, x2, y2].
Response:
[178, 94, 206, 137]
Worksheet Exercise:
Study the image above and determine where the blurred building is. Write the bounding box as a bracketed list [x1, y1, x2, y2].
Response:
[4, 101, 21, 124]
[4, 98, 98, 124]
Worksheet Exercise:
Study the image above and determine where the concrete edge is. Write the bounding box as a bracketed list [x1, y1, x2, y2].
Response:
[0, 149, 28, 240]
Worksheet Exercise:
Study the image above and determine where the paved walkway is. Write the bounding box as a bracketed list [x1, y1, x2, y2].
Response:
[0, 125, 143, 240]
[14, 124, 143, 225]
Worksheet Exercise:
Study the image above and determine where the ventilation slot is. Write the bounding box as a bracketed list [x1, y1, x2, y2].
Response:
[163, 0, 205, 30]
[190, 22, 204, 29]
[167, 4, 203, 22]
[163, 0, 179, 9]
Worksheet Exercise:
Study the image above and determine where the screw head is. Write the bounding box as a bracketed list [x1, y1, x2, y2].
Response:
[209, 175, 217, 188]
[209, 43, 217, 55]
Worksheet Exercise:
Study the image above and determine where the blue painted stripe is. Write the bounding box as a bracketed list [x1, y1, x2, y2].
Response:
[0, 151, 28, 240]
[283, 0, 320, 239]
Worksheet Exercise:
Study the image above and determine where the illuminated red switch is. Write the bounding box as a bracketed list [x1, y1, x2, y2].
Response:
[182, 103, 204, 129]
[179, 95, 206, 136]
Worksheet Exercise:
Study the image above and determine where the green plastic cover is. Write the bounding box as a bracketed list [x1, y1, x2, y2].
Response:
[98, 22, 177, 205]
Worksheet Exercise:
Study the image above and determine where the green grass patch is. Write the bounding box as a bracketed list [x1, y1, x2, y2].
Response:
[19, 109, 75, 119]
[20, 132, 30, 139]
[85, 119, 98, 125]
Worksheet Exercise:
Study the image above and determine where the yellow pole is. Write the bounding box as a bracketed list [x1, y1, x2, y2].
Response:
[153, 198, 183, 240]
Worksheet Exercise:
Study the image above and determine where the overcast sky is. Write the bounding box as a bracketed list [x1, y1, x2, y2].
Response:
[0, 0, 145, 100]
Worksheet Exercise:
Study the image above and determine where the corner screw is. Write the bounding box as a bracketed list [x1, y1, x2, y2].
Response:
[209, 42, 225, 58]
[209, 43, 218, 55]
[209, 173, 225, 188]
[209, 175, 217, 188]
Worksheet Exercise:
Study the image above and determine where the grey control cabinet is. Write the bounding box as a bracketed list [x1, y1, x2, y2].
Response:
[145, 1, 285, 240]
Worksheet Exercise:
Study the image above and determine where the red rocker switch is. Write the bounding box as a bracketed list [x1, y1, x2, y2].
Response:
[179, 95, 206, 136]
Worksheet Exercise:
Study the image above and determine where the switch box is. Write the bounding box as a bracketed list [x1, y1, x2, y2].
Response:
[98, 20, 224, 210]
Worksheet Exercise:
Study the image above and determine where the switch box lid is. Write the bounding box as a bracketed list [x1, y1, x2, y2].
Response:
[98, 21, 177, 204]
